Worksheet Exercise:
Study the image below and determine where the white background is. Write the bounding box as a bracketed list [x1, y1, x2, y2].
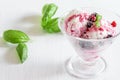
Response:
[0, 0, 120, 80]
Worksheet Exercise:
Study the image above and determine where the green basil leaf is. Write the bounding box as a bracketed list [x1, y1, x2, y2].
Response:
[45, 18, 60, 33]
[95, 21, 101, 27]
[42, 4, 49, 15]
[96, 14, 102, 21]
[3, 30, 30, 44]
[41, 16, 51, 29]
[41, 3, 60, 33]
[16, 43, 28, 63]
[42, 3, 58, 18]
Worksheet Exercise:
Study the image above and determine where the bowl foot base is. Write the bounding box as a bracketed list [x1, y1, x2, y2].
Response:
[65, 56, 107, 79]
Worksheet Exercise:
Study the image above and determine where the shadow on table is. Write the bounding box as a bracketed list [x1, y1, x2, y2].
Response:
[12, 14, 46, 36]
[0, 37, 8, 47]
[4, 46, 20, 64]
[0, 37, 19, 64]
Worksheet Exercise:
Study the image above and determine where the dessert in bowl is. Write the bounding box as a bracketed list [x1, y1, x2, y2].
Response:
[59, 7, 120, 78]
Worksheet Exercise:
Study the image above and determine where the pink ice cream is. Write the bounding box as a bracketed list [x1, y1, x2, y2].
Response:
[64, 10, 116, 39]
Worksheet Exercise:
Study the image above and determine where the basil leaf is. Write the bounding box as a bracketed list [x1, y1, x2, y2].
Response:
[96, 14, 102, 21]
[41, 16, 51, 29]
[41, 3, 60, 33]
[45, 18, 60, 33]
[42, 3, 58, 18]
[95, 14, 102, 28]
[3, 30, 30, 44]
[95, 21, 101, 27]
[16, 43, 28, 63]
[42, 4, 49, 15]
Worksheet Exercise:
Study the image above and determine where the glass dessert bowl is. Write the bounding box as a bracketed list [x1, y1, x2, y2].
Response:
[58, 7, 120, 79]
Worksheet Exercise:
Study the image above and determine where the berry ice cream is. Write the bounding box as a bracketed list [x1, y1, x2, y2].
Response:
[64, 10, 117, 39]
[59, 9, 120, 78]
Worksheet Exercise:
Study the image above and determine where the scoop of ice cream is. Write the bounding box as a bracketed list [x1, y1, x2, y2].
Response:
[65, 10, 89, 37]
[64, 10, 116, 39]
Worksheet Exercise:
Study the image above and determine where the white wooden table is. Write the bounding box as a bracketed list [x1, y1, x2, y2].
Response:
[0, 0, 120, 80]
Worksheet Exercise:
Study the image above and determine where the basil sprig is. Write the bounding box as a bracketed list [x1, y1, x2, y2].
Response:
[3, 30, 29, 63]
[95, 14, 102, 27]
[41, 3, 60, 33]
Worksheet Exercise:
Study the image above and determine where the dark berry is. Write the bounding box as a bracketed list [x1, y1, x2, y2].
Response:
[92, 12, 97, 16]
[106, 34, 113, 38]
[86, 21, 93, 28]
[86, 28, 89, 31]
[88, 13, 97, 22]
[99, 28, 104, 31]
[111, 21, 117, 27]
[84, 32, 86, 34]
